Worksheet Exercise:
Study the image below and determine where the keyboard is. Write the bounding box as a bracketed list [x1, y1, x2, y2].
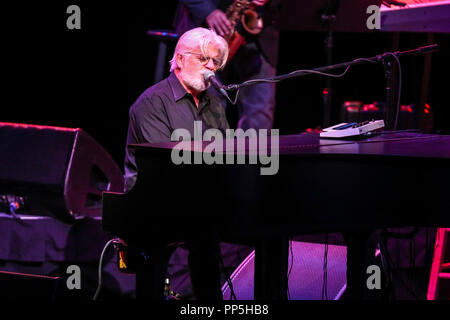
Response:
[320, 120, 385, 138]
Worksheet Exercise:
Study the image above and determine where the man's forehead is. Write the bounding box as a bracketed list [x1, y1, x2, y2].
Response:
[192, 44, 222, 57]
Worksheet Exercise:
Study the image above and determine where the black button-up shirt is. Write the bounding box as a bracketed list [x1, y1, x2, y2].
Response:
[124, 72, 229, 191]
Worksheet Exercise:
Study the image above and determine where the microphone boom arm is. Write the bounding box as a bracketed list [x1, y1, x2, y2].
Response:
[223, 44, 439, 91]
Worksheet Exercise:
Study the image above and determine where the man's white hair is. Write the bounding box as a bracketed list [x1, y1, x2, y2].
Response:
[169, 27, 229, 72]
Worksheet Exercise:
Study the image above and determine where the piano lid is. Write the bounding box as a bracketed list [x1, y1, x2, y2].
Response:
[380, 0, 450, 33]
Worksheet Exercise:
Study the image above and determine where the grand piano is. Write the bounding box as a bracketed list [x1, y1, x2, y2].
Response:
[102, 131, 450, 300]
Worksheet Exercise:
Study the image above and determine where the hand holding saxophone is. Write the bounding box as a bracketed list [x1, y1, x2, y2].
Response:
[206, 0, 267, 38]
[207, 0, 266, 61]
[206, 9, 233, 37]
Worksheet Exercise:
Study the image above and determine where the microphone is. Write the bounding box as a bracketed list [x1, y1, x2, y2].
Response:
[204, 71, 228, 97]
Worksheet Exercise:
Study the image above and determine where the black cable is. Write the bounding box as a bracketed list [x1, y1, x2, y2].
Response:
[379, 238, 393, 299]
[93, 238, 121, 300]
[214, 248, 237, 300]
[224, 63, 353, 105]
[385, 53, 402, 131]
[380, 231, 421, 300]
[226, 66, 351, 92]
[322, 233, 329, 300]
[224, 88, 241, 105]
[287, 239, 294, 300]
[407, 238, 417, 291]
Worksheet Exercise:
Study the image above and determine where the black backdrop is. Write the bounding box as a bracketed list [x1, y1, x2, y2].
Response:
[4, 1, 450, 170]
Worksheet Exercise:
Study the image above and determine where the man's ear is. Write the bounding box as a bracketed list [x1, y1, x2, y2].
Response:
[176, 53, 183, 69]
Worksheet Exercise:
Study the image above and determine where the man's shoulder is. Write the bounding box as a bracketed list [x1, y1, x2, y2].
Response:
[138, 79, 171, 101]
[130, 79, 172, 113]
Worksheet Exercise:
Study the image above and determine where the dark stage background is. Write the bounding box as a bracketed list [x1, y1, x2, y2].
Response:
[4, 1, 450, 170]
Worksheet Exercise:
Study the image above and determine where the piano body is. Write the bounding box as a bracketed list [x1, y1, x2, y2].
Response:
[102, 132, 450, 299]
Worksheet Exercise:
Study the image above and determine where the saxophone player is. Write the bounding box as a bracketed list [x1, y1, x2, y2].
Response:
[173, 0, 280, 131]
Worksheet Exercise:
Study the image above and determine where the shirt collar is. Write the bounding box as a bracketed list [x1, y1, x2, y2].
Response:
[168, 71, 211, 107]
[168, 71, 188, 102]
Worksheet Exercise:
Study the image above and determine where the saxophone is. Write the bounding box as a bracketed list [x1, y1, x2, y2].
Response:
[225, 0, 263, 60]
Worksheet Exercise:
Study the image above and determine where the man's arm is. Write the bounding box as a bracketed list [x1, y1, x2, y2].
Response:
[180, 0, 232, 36]
[180, 0, 219, 26]
[130, 96, 172, 144]
[123, 96, 172, 192]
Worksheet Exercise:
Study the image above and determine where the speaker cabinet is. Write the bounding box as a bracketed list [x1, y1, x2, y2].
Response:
[0, 270, 62, 300]
[0, 122, 124, 222]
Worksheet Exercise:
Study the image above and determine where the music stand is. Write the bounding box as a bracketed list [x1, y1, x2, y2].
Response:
[278, 0, 383, 127]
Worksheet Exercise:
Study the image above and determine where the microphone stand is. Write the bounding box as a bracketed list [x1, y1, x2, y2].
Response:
[224, 44, 439, 131]
[381, 54, 397, 131]
[321, 9, 337, 129]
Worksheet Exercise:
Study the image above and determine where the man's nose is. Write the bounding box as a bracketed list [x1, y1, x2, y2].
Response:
[205, 58, 216, 70]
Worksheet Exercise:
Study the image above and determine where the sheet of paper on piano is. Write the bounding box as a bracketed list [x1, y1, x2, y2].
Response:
[380, 0, 450, 33]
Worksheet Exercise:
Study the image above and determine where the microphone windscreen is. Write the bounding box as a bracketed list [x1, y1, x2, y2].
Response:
[203, 70, 215, 81]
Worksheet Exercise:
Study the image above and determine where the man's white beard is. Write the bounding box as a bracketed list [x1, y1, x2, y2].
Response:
[180, 71, 210, 92]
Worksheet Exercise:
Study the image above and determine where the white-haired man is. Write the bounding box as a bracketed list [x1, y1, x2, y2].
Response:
[125, 27, 229, 191]
[123, 27, 229, 300]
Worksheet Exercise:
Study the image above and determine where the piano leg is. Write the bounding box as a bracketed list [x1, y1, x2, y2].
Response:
[136, 264, 167, 300]
[342, 230, 373, 300]
[134, 247, 173, 300]
[254, 237, 289, 300]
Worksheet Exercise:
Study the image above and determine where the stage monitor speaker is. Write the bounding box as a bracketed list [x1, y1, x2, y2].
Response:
[0, 270, 62, 300]
[222, 241, 347, 300]
[0, 122, 124, 222]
